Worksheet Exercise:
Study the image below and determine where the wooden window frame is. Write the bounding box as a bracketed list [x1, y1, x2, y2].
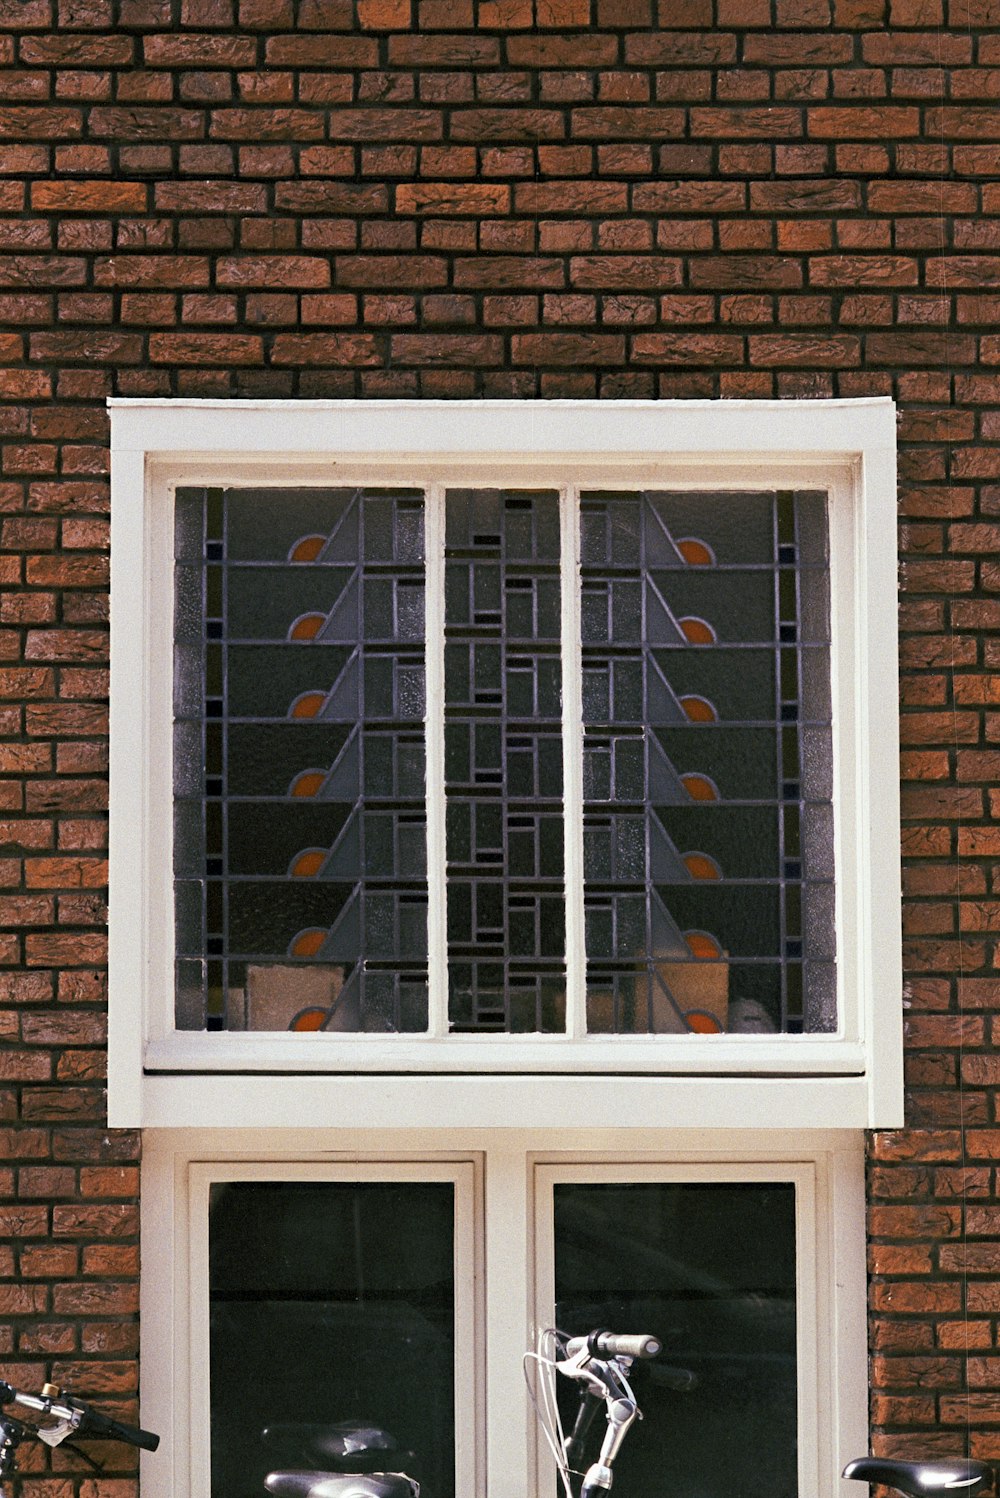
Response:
[139, 1128, 867, 1498]
[108, 397, 901, 1129]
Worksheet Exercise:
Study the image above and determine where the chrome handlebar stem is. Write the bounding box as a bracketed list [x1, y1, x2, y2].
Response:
[554, 1344, 640, 1495]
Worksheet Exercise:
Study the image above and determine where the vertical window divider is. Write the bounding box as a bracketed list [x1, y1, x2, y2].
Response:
[560, 484, 586, 1040]
[425, 482, 449, 1038]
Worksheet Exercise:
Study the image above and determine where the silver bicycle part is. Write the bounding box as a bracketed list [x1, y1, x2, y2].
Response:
[525, 1329, 652, 1497]
[554, 1342, 639, 1496]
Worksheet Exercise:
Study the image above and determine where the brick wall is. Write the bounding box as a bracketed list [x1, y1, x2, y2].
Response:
[1, 0, 999, 1485]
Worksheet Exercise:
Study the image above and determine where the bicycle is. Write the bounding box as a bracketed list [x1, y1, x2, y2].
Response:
[264, 1327, 679, 1498]
[264, 1326, 996, 1498]
[0, 1377, 159, 1494]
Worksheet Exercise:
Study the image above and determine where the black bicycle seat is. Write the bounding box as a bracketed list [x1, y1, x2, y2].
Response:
[265, 1473, 419, 1498]
[844, 1458, 993, 1498]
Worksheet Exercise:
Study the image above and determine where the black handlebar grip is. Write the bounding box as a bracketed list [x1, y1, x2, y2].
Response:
[75, 1404, 160, 1452]
[589, 1331, 662, 1361]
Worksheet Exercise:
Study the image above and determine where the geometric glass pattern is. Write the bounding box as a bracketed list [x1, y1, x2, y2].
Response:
[444, 490, 565, 1032]
[580, 490, 833, 1035]
[173, 484, 835, 1040]
[173, 487, 428, 1032]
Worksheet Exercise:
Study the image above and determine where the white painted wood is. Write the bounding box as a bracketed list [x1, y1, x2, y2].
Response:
[140, 1128, 867, 1498]
[484, 1138, 534, 1498]
[859, 442, 904, 1126]
[136, 1070, 872, 1132]
[559, 485, 586, 1039]
[107, 445, 149, 1123]
[425, 484, 448, 1038]
[107, 398, 902, 1130]
[141, 1031, 866, 1070]
[109, 396, 897, 461]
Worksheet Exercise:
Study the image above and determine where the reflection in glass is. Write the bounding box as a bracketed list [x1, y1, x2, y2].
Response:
[209, 1180, 455, 1498]
[554, 1180, 797, 1498]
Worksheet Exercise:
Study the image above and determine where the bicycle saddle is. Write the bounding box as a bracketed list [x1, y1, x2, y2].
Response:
[262, 1423, 407, 1472]
[265, 1474, 418, 1498]
[844, 1459, 993, 1498]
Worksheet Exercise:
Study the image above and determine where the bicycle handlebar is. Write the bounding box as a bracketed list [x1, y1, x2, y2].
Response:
[564, 1331, 663, 1362]
[72, 1403, 160, 1452]
[0, 1380, 160, 1452]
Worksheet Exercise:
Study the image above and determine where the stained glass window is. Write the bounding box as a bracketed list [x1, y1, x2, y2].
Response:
[173, 485, 834, 1038]
[174, 487, 429, 1033]
[580, 490, 833, 1037]
[444, 489, 565, 1033]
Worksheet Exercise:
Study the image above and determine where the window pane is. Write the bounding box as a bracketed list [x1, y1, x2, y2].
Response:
[580, 490, 834, 1036]
[209, 1180, 455, 1498]
[444, 489, 566, 1033]
[173, 487, 429, 1033]
[553, 1180, 797, 1498]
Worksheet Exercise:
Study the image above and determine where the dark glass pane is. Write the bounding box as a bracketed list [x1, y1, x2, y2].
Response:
[580, 491, 835, 1036]
[554, 1180, 797, 1498]
[209, 1180, 454, 1498]
[173, 488, 428, 1033]
[444, 489, 566, 1033]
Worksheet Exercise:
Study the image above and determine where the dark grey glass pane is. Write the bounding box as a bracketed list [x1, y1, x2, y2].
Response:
[444, 490, 565, 1033]
[173, 488, 428, 1033]
[581, 491, 835, 1037]
[553, 1181, 797, 1498]
[209, 1180, 454, 1498]
[175, 486, 206, 562]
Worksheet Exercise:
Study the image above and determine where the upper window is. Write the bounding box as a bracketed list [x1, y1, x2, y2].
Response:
[174, 482, 832, 1042]
[108, 399, 902, 1128]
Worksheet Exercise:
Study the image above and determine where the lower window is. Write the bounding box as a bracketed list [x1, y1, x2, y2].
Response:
[208, 1175, 463, 1498]
[142, 1133, 865, 1498]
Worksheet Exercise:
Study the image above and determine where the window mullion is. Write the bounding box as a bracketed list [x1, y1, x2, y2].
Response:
[560, 484, 586, 1040]
[425, 481, 448, 1038]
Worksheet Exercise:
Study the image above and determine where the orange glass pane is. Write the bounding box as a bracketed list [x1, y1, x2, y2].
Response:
[289, 771, 325, 798]
[290, 690, 326, 719]
[685, 931, 723, 960]
[684, 1009, 723, 1034]
[289, 1006, 327, 1031]
[684, 852, 721, 881]
[679, 616, 716, 645]
[681, 773, 719, 802]
[677, 538, 714, 566]
[289, 928, 327, 958]
[289, 536, 325, 563]
[290, 850, 326, 878]
[680, 695, 718, 722]
[289, 613, 325, 641]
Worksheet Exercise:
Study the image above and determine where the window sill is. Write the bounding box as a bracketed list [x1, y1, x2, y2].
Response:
[144, 1030, 864, 1073]
[123, 1065, 888, 1132]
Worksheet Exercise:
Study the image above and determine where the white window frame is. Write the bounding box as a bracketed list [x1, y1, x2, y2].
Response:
[108, 397, 902, 1130]
[139, 1127, 868, 1498]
